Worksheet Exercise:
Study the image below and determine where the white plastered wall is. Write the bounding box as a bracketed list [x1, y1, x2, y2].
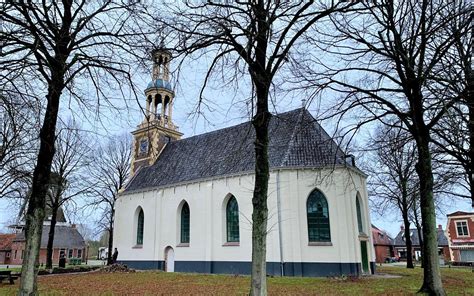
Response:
[113, 167, 374, 266]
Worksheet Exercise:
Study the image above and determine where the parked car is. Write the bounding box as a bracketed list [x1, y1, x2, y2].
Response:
[384, 257, 398, 263]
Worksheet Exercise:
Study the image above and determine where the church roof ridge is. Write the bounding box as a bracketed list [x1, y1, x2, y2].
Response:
[176, 107, 307, 144]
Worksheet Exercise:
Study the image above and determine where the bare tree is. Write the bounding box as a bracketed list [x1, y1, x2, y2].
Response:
[294, 1, 471, 294]
[429, 7, 473, 206]
[89, 134, 131, 265]
[0, 93, 39, 199]
[368, 125, 417, 269]
[0, 1, 149, 293]
[153, 2, 358, 294]
[45, 120, 94, 269]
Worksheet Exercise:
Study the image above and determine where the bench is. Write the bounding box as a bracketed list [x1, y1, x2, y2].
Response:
[0, 270, 18, 285]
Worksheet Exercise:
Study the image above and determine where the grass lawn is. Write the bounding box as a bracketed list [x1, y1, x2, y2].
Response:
[0, 266, 472, 295]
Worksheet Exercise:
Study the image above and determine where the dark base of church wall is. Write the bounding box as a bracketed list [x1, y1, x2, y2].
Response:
[119, 260, 362, 277]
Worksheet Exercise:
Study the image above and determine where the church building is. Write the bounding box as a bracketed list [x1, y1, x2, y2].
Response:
[114, 48, 376, 276]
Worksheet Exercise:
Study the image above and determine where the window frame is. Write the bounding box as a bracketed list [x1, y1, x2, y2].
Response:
[180, 202, 190, 244]
[68, 249, 74, 258]
[226, 196, 240, 243]
[356, 195, 365, 234]
[306, 189, 331, 243]
[455, 220, 469, 237]
[136, 208, 144, 246]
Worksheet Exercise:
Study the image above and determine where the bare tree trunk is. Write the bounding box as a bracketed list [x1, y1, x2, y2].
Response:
[416, 135, 445, 295]
[249, 3, 271, 294]
[46, 202, 59, 270]
[400, 179, 414, 268]
[413, 202, 424, 268]
[107, 211, 114, 265]
[468, 67, 474, 207]
[402, 213, 414, 269]
[19, 72, 63, 295]
[250, 108, 270, 296]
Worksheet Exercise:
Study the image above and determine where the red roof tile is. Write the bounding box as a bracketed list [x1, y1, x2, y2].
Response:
[0, 234, 16, 251]
[447, 211, 474, 217]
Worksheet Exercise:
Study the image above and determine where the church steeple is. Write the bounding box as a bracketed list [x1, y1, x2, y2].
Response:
[144, 48, 175, 129]
[130, 46, 183, 175]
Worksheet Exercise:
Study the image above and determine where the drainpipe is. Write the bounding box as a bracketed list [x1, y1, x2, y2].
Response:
[276, 170, 284, 276]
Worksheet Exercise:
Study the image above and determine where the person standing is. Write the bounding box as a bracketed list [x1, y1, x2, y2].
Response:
[112, 248, 118, 264]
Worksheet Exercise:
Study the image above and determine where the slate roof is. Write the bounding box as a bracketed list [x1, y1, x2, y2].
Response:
[393, 228, 448, 247]
[125, 108, 353, 192]
[14, 225, 86, 249]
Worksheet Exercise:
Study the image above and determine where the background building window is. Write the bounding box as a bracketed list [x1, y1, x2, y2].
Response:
[226, 196, 240, 242]
[307, 189, 331, 242]
[137, 208, 144, 245]
[181, 202, 190, 243]
[456, 221, 469, 236]
[77, 249, 82, 259]
[68, 249, 73, 258]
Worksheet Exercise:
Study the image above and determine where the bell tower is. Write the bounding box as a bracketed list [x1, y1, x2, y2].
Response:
[130, 47, 183, 175]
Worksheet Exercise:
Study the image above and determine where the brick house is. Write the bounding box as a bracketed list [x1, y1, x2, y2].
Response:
[0, 234, 16, 264]
[446, 211, 474, 263]
[371, 225, 394, 263]
[9, 222, 87, 266]
[393, 225, 450, 263]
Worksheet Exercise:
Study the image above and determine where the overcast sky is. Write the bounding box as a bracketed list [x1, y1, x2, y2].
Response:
[1, 49, 472, 239]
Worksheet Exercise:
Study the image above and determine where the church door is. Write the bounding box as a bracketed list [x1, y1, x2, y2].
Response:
[165, 247, 175, 272]
[360, 241, 369, 273]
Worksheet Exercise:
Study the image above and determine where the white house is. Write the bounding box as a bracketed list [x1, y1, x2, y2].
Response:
[113, 48, 376, 276]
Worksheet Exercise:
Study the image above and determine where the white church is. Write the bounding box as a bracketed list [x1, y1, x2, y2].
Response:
[113, 48, 375, 277]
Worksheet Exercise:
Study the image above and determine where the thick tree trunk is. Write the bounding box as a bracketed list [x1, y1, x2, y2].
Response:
[19, 74, 63, 295]
[468, 75, 474, 207]
[250, 109, 270, 296]
[416, 136, 445, 295]
[46, 203, 59, 269]
[249, 2, 270, 295]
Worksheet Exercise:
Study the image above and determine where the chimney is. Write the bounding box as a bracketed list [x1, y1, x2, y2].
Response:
[345, 154, 356, 166]
[71, 224, 76, 228]
[438, 224, 442, 230]
[400, 225, 404, 231]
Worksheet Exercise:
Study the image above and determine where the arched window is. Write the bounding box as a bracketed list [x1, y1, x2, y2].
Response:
[307, 189, 330, 242]
[136, 208, 144, 245]
[226, 196, 240, 242]
[356, 195, 364, 233]
[180, 203, 190, 243]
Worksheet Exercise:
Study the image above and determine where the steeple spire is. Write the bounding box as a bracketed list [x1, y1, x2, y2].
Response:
[144, 48, 175, 128]
[130, 45, 182, 175]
